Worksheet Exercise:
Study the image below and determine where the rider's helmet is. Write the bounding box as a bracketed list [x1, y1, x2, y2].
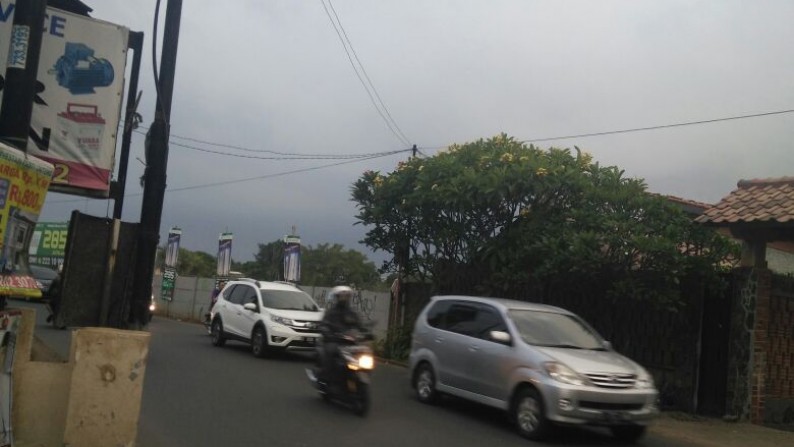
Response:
[328, 285, 354, 308]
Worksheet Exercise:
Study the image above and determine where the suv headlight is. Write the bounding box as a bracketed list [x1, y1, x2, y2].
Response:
[271, 315, 294, 326]
[544, 362, 587, 386]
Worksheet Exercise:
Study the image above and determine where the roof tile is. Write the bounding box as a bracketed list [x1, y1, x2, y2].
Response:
[695, 177, 794, 224]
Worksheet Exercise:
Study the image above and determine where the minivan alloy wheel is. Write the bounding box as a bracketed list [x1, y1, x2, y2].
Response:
[415, 364, 438, 404]
[514, 388, 549, 440]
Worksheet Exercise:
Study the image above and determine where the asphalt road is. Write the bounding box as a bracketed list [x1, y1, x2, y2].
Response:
[135, 317, 696, 447]
[11, 302, 695, 447]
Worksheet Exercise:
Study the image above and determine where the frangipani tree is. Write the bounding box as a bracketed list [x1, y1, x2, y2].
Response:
[352, 135, 736, 307]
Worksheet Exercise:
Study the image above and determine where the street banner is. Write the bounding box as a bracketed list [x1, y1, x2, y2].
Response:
[283, 235, 300, 283]
[216, 233, 232, 277]
[27, 221, 68, 268]
[161, 227, 181, 301]
[0, 4, 129, 196]
[0, 309, 21, 447]
[0, 142, 53, 298]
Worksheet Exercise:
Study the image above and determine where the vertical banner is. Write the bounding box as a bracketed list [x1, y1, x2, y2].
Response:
[216, 233, 233, 278]
[283, 235, 301, 283]
[161, 227, 181, 302]
[0, 142, 54, 298]
[0, 309, 22, 446]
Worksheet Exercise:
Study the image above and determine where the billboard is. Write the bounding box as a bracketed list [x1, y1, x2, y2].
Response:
[27, 221, 68, 268]
[0, 4, 129, 196]
[161, 227, 181, 301]
[0, 141, 53, 298]
[216, 233, 232, 278]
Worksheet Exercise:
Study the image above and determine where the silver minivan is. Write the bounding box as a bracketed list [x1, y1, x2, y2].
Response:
[409, 295, 658, 442]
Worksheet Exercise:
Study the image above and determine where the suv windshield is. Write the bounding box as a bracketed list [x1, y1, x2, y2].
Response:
[508, 309, 604, 350]
[260, 289, 319, 311]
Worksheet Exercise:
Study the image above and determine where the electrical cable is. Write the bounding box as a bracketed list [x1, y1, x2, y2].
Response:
[46, 150, 407, 204]
[320, 0, 412, 148]
[130, 125, 407, 158]
[326, 0, 411, 146]
[417, 108, 794, 152]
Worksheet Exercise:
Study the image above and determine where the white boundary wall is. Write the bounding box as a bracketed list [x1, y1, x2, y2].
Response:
[152, 275, 391, 340]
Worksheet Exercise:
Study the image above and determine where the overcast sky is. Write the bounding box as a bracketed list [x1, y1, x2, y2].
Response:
[39, 0, 794, 264]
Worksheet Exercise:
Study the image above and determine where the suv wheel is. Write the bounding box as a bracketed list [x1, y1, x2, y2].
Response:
[251, 326, 270, 358]
[513, 387, 550, 440]
[211, 319, 226, 347]
[610, 425, 646, 443]
[414, 363, 439, 404]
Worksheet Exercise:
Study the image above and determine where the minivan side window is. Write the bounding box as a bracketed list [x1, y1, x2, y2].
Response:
[472, 305, 508, 341]
[426, 300, 452, 328]
[445, 303, 479, 336]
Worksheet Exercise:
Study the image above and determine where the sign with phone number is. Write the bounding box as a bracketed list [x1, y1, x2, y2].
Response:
[28, 222, 69, 259]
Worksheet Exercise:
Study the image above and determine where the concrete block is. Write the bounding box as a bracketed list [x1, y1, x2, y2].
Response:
[62, 328, 150, 447]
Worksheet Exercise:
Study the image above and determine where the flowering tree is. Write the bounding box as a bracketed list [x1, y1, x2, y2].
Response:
[352, 135, 737, 306]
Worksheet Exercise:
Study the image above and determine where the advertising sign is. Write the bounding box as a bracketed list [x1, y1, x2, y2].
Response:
[161, 227, 181, 301]
[0, 4, 129, 196]
[283, 235, 300, 283]
[27, 221, 68, 268]
[0, 142, 53, 298]
[216, 233, 232, 278]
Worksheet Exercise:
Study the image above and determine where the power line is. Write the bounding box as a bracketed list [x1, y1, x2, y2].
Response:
[129, 124, 405, 158]
[166, 138, 406, 160]
[320, 0, 412, 148]
[416, 108, 794, 152]
[47, 150, 407, 204]
[326, 0, 411, 146]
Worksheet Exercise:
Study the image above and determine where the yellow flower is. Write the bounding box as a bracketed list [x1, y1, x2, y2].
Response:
[536, 167, 548, 177]
[500, 153, 514, 163]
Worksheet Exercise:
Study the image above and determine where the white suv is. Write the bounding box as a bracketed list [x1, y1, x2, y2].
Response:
[209, 279, 324, 357]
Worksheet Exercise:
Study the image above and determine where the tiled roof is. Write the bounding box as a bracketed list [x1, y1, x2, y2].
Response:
[664, 195, 713, 215]
[695, 177, 794, 224]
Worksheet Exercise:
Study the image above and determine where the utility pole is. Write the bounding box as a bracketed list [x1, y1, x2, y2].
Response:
[113, 31, 144, 219]
[0, 0, 47, 150]
[130, 0, 182, 328]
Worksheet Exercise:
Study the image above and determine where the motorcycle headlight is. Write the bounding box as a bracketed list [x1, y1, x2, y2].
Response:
[348, 354, 374, 371]
[544, 362, 587, 386]
[149, 302, 156, 312]
[271, 315, 294, 326]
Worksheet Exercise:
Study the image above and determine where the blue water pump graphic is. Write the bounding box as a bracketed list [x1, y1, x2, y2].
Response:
[51, 42, 114, 95]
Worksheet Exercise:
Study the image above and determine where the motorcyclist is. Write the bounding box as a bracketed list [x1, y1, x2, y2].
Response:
[316, 285, 365, 385]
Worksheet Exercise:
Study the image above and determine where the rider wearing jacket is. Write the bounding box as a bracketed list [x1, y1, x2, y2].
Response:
[317, 285, 363, 383]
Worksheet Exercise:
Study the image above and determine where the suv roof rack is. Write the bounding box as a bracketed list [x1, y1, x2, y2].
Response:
[237, 278, 260, 286]
[271, 280, 296, 286]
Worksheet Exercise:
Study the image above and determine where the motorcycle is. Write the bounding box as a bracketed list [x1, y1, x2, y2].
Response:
[306, 328, 375, 416]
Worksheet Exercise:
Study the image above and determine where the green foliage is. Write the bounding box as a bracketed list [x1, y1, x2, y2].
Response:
[352, 134, 739, 307]
[238, 240, 383, 289]
[301, 243, 382, 289]
[156, 247, 217, 277]
[374, 323, 414, 362]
